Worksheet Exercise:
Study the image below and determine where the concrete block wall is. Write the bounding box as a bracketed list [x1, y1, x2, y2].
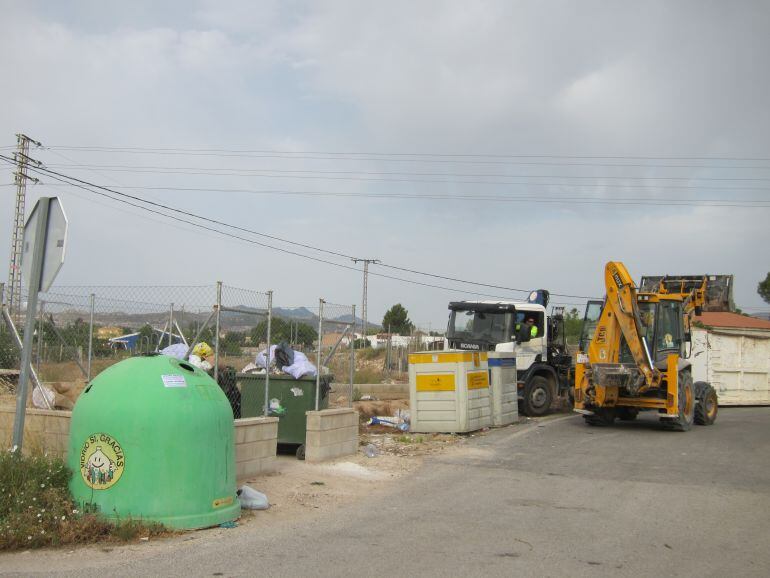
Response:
[0, 407, 72, 458]
[305, 408, 359, 463]
[234, 416, 278, 480]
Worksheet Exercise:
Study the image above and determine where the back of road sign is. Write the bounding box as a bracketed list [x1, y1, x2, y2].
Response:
[21, 196, 67, 293]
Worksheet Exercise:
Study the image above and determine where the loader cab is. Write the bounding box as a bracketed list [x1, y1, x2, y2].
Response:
[618, 295, 686, 364]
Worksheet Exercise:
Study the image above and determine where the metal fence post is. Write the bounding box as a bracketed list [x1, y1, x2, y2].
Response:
[87, 293, 95, 381]
[13, 197, 50, 453]
[214, 282, 222, 383]
[349, 304, 355, 408]
[315, 299, 324, 411]
[263, 291, 273, 416]
[168, 302, 174, 348]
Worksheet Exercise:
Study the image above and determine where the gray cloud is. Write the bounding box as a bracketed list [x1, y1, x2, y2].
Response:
[1, 1, 768, 328]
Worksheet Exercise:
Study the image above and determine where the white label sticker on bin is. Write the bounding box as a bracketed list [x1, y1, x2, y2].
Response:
[162, 374, 187, 388]
[290, 387, 303, 397]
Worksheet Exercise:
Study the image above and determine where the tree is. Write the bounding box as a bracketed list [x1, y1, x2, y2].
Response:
[758, 272, 770, 305]
[251, 318, 316, 347]
[563, 307, 584, 344]
[382, 304, 414, 335]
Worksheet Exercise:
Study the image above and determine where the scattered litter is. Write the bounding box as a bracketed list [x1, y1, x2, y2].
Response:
[360, 395, 378, 401]
[139, 536, 150, 541]
[364, 444, 379, 458]
[367, 416, 409, 431]
[219, 521, 237, 529]
[269, 398, 286, 416]
[310, 481, 325, 486]
[32, 385, 55, 409]
[237, 485, 270, 510]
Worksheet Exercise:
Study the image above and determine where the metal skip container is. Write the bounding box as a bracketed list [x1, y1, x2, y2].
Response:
[237, 373, 330, 459]
[408, 351, 491, 433]
[67, 355, 240, 529]
[488, 352, 519, 426]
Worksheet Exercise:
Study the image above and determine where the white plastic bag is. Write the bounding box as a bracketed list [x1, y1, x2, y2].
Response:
[255, 345, 317, 379]
[32, 385, 55, 409]
[237, 485, 269, 510]
[283, 350, 316, 379]
[160, 343, 188, 359]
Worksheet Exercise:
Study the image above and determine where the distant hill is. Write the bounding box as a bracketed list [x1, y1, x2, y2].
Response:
[47, 304, 379, 334]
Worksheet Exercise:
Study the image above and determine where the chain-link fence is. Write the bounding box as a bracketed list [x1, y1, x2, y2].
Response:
[1, 282, 357, 418]
[1, 283, 264, 410]
[316, 299, 356, 409]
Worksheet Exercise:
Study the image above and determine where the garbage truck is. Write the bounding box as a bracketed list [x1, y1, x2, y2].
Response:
[445, 290, 573, 416]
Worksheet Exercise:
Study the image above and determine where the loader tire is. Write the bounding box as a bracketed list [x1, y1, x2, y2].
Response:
[583, 408, 616, 427]
[616, 407, 639, 421]
[694, 382, 718, 426]
[522, 376, 553, 417]
[665, 372, 695, 432]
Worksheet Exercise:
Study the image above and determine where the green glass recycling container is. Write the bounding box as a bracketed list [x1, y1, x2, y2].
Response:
[67, 355, 240, 529]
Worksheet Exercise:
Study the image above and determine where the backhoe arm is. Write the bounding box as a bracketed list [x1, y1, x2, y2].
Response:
[587, 262, 660, 389]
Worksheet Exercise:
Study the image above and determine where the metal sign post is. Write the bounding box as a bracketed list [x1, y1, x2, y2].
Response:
[12, 197, 68, 453]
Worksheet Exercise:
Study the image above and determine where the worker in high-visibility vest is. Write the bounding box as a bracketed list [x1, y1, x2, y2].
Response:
[515, 317, 539, 343]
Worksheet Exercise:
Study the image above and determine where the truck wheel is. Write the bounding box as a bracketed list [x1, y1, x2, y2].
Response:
[666, 372, 695, 432]
[616, 407, 639, 421]
[694, 382, 718, 426]
[583, 408, 616, 426]
[522, 376, 553, 416]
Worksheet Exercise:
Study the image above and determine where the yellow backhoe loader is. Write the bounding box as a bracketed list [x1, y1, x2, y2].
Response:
[574, 262, 719, 430]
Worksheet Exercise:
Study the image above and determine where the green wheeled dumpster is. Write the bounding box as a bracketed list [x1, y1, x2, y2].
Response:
[237, 373, 331, 459]
[67, 355, 241, 529]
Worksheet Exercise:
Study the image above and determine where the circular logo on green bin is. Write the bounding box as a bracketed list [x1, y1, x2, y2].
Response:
[79, 433, 125, 490]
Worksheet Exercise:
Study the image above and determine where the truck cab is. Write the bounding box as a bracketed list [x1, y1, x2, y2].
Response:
[445, 291, 572, 416]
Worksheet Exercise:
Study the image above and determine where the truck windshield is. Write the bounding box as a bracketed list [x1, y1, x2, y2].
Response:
[447, 310, 512, 344]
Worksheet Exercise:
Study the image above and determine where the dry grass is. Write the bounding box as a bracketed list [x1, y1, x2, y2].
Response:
[0, 451, 167, 551]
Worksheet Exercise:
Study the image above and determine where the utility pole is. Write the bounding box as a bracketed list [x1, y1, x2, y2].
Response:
[7, 133, 42, 323]
[351, 258, 379, 345]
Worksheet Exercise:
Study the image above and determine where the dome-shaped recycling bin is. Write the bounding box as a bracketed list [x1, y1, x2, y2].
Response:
[67, 355, 240, 529]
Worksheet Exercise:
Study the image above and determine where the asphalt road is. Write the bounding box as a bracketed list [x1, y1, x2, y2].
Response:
[4, 407, 769, 577]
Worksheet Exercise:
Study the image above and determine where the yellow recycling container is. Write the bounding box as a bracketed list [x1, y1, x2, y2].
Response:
[408, 350, 491, 433]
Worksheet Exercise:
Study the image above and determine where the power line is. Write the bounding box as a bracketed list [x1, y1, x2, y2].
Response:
[24, 181, 770, 207]
[41, 159, 770, 172]
[40, 162, 770, 183]
[1, 155, 601, 299]
[1, 155, 561, 300]
[45, 145, 770, 162]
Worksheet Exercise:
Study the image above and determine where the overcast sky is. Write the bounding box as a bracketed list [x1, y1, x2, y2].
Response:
[1, 0, 768, 329]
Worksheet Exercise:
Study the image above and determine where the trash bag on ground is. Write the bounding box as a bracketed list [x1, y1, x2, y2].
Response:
[237, 485, 269, 510]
